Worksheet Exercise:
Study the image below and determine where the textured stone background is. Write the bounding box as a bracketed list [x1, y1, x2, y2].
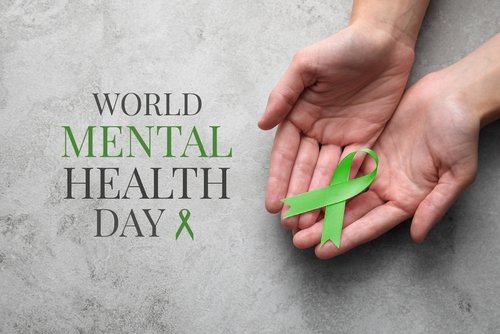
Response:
[1, 0, 499, 333]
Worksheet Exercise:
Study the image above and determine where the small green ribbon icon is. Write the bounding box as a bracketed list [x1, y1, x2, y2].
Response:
[282, 148, 379, 248]
[176, 209, 194, 240]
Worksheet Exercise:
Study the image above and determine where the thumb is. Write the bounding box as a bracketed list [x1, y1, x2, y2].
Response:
[411, 174, 474, 243]
[258, 50, 316, 130]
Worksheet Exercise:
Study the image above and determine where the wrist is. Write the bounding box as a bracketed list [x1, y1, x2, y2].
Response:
[457, 78, 500, 128]
[350, 0, 430, 49]
[438, 34, 500, 127]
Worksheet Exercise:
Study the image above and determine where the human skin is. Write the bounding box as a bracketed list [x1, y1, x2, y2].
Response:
[258, 0, 430, 231]
[293, 33, 500, 259]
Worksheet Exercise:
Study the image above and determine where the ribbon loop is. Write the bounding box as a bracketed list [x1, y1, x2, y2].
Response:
[282, 148, 378, 247]
[176, 208, 194, 240]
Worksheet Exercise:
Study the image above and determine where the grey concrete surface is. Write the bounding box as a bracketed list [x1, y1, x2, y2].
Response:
[1, 0, 499, 333]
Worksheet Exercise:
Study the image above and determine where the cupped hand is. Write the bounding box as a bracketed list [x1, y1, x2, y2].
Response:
[258, 22, 415, 230]
[294, 71, 480, 259]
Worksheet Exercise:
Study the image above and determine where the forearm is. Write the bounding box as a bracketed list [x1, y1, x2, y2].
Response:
[440, 33, 500, 127]
[350, 0, 430, 49]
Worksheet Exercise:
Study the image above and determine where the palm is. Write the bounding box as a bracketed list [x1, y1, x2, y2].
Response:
[371, 82, 478, 217]
[259, 24, 415, 230]
[294, 74, 479, 258]
[287, 26, 414, 147]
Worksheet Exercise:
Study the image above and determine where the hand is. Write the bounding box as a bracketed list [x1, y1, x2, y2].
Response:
[293, 33, 500, 259]
[293, 72, 484, 258]
[259, 22, 415, 230]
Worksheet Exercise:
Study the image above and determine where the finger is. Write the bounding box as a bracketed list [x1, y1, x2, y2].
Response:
[293, 191, 382, 249]
[265, 121, 300, 213]
[410, 174, 473, 243]
[258, 51, 317, 130]
[315, 203, 409, 259]
[281, 136, 319, 230]
[298, 144, 341, 229]
[293, 220, 323, 249]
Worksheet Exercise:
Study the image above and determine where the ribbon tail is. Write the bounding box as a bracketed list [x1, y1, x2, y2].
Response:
[184, 223, 194, 240]
[321, 201, 346, 248]
[282, 181, 361, 218]
[176, 222, 195, 240]
[282, 186, 336, 218]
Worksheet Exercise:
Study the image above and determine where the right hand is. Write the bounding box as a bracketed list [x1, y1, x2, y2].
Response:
[293, 70, 481, 258]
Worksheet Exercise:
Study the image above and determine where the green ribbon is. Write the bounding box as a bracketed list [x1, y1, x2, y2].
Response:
[282, 148, 378, 248]
[176, 209, 194, 240]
